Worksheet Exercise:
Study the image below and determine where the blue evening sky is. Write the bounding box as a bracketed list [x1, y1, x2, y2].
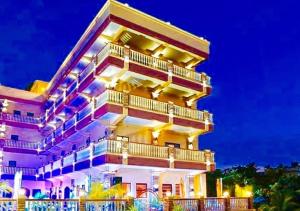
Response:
[0, 0, 299, 167]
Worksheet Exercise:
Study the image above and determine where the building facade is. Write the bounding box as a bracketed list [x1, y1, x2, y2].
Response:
[0, 0, 215, 199]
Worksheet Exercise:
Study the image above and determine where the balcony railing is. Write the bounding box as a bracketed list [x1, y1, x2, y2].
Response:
[174, 148, 205, 162]
[3, 139, 39, 150]
[95, 90, 212, 123]
[0, 166, 36, 176]
[41, 139, 214, 174]
[128, 142, 169, 159]
[95, 43, 210, 85]
[0, 112, 40, 125]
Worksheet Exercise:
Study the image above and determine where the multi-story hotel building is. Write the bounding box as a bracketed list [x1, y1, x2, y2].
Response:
[0, 0, 214, 199]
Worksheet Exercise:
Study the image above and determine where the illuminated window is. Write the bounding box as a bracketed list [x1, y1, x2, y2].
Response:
[13, 110, 21, 116]
[162, 184, 172, 197]
[122, 183, 131, 195]
[175, 184, 181, 196]
[9, 160, 16, 167]
[136, 183, 147, 198]
[27, 112, 34, 117]
[11, 135, 19, 141]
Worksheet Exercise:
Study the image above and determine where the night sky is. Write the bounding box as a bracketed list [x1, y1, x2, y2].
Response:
[0, 0, 299, 167]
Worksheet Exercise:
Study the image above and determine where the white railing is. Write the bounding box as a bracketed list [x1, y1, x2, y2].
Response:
[129, 49, 168, 72]
[1, 166, 36, 176]
[175, 148, 205, 162]
[128, 142, 169, 159]
[173, 105, 204, 121]
[0, 199, 17, 211]
[129, 95, 169, 114]
[203, 198, 226, 210]
[3, 139, 39, 150]
[96, 43, 124, 66]
[106, 140, 122, 154]
[230, 198, 249, 209]
[52, 160, 61, 170]
[95, 90, 124, 109]
[85, 199, 127, 211]
[25, 199, 79, 210]
[0, 113, 40, 124]
[44, 163, 52, 173]
[173, 65, 210, 85]
[63, 153, 75, 167]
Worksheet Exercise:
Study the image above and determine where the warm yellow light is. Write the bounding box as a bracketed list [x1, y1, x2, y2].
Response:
[223, 191, 230, 198]
[166, 191, 171, 197]
[246, 191, 252, 197]
[152, 131, 160, 139]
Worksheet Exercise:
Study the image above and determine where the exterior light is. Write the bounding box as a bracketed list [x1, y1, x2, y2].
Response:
[18, 188, 26, 196]
[188, 144, 193, 150]
[1, 107, 7, 112]
[79, 189, 86, 197]
[0, 132, 5, 138]
[152, 131, 160, 139]
[152, 91, 160, 99]
[223, 191, 230, 198]
[122, 152, 128, 159]
[2, 99, 8, 107]
[186, 100, 193, 107]
[166, 191, 171, 197]
[187, 136, 194, 143]
[153, 184, 159, 189]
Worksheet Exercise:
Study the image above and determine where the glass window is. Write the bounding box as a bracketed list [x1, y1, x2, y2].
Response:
[175, 184, 181, 196]
[27, 112, 34, 117]
[13, 110, 21, 116]
[122, 183, 131, 196]
[136, 183, 147, 198]
[162, 184, 172, 197]
[8, 160, 16, 167]
[11, 135, 19, 141]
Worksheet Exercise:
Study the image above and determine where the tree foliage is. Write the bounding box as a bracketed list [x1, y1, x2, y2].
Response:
[207, 163, 300, 210]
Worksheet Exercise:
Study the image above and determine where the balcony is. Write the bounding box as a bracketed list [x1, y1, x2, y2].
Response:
[0, 166, 36, 180]
[96, 43, 211, 91]
[0, 112, 41, 129]
[39, 139, 215, 178]
[95, 89, 213, 124]
[2, 139, 39, 154]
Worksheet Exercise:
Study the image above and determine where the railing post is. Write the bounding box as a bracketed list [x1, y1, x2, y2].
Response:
[79, 197, 86, 211]
[16, 196, 25, 211]
[224, 197, 231, 211]
[248, 197, 254, 209]
[198, 198, 205, 211]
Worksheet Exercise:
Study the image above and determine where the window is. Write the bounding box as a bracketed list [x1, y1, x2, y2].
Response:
[136, 183, 147, 198]
[162, 184, 172, 197]
[122, 183, 131, 196]
[175, 184, 181, 196]
[165, 142, 180, 148]
[27, 112, 34, 117]
[8, 161, 16, 167]
[11, 135, 19, 141]
[13, 110, 21, 116]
